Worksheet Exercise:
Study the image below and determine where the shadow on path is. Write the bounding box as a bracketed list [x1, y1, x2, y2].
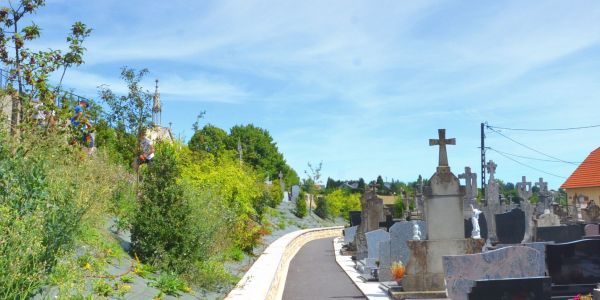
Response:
[283, 237, 366, 300]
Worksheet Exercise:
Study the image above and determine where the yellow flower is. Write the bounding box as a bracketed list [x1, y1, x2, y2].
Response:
[83, 262, 92, 271]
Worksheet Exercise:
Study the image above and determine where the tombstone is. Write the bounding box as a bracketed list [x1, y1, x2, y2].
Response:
[582, 200, 600, 223]
[546, 239, 600, 297]
[357, 229, 389, 280]
[464, 212, 488, 240]
[416, 175, 425, 220]
[354, 190, 384, 260]
[343, 226, 358, 245]
[390, 221, 427, 264]
[458, 166, 477, 219]
[403, 129, 485, 292]
[537, 209, 561, 227]
[291, 185, 300, 202]
[442, 246, 545, 300]
[349, 211, 362, 227]
[378, 239, 392, 282]
[482, 160, 501, 243]
[495, 208, 526, 244]
[380, 214, 396, 230]
[467, 277, 552, 300]
[584, 224, 600, 236]
[282, 191, 289, 203]
[366, 229, 389, 262]
[535, 177, 550, 210]
[495, 242, 551, 274]
[536, 224, 584, 243]
[516, 176, 534, 243]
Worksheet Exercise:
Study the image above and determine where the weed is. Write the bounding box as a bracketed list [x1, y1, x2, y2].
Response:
[149, 272, 190, 296]
[120, 274, 134, 283]
[92, 279, 114, 297]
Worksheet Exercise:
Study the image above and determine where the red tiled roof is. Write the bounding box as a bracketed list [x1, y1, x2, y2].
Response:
[561, 147, 600, 189]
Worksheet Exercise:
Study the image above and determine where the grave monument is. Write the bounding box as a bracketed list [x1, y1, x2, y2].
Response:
[402, 129, 484, 292]
[516, 176, 534, 243]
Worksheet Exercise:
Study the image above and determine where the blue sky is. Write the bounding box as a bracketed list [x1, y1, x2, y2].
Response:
[23, 0, 600, 189]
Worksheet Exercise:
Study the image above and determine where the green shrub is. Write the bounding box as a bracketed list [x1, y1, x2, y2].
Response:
[314, 196, 329, 219]
[0, 205, 47, 299]
[191, 260, 239, 290]
[295, 191, 307, 218]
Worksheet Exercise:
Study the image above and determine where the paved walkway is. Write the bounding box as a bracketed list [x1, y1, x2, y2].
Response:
[283, 237, 366, 300]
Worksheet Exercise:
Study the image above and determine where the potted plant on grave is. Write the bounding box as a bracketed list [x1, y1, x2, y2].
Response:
[390, 261, 406, 285]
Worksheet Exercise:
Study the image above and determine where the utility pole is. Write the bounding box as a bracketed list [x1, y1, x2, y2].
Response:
[481, 122, 486, 203]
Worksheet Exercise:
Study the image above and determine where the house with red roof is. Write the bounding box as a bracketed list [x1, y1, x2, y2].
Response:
[561, 147, 600, 207]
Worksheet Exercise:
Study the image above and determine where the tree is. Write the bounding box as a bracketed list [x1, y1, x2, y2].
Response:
[228, 124, 298, 185]
[304, 161, 322, 215]
[376, 175, 385, 194]
[393, 195, 405, 218]
[189, 124, 230, 156]
[357, 177, 366, 192]
[99, 67, 153, 164]
[0, 1, 91, 133]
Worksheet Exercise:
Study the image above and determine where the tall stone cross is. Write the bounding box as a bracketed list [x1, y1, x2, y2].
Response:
[516, 176, 532, 202]
[486, 160, 497, 181]
[535, 177, 548, 209]
[429, 129, 456, 167]
[458, 166, 478, 202]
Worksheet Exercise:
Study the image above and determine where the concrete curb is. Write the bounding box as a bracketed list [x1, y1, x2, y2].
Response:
[225, 226, 343, 300]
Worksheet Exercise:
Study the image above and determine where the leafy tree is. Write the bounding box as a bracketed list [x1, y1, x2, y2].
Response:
[357, 177, 366, 192]
[0, 1, 91, 133]
[303, 161, 322, 215]
[393, 195, 405, 218]
[98, 67, 153, 164]
[189, 124, 230, 156]
[376, 175, 385, 194]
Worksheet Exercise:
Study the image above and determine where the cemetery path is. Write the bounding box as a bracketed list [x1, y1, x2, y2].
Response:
[282, 237, 366, 300]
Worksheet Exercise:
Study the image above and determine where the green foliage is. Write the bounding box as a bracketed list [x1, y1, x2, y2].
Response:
[131, 142, 195, 273]
[314, 196, 329, 219]
[92, 279, 114, 297]
[325, 189, 361, 220]
[190, 260, 239, 290]
[394, 196, 405, 218]
[189, 124, 231, 157]
[0, 205, 47, 298]
[149, 273, 190, 296]
[228, 124, 299, 185]
[0, 1, 91, 132]
[295, 191, 308, 218]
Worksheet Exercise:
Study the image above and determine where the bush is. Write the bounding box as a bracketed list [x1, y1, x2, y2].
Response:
[326, 189, 361, 220]
[295, 191, 307, 218]
[314, 196, 329, 219]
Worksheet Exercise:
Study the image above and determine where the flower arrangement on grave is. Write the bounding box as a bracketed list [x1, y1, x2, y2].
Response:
[573, 294, 592, 300]
[390, 261, 405, 283]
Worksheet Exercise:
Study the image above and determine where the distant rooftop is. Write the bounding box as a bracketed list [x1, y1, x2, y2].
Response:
[561, 147, 600, 189]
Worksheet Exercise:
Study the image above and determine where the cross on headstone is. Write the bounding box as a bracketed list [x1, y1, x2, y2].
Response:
[369, 183, 379, 192]
[516, 176, 532, 201]
[429, 129, 456, 167]
[459, 166, 478, 200]
[535, 177, 548, 194]
[486, 160, 497, 180]
[417, 175, 424, 195]
[535, 177, 549, 209]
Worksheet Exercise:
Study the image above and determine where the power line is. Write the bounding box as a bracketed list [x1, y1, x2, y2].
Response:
[488, 148, 582, 164]
[488, 148, 567, 179]
[487, 124, 600, 132]
[486, 127, 578, 165]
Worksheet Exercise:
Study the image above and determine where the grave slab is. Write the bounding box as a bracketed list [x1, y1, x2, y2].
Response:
[443, 246, 545, 300]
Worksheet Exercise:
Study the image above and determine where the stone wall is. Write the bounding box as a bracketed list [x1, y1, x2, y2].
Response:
[225, 226, 343, 300]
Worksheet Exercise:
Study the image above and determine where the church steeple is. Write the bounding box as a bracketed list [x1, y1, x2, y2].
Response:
[152, 79, 161, 126]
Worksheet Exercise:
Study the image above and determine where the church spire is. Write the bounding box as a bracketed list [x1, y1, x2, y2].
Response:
[152, 79, 161, 126]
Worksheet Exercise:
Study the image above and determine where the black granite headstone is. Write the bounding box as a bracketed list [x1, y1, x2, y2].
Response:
[464, 213, 488, 240]
[467, 276, 552, 300]
[378, 214, 396, 230]
[536, 225, 584, 243]
[349, 211, 362, 227]
[495, 208, 525, 244]
[546, 239, 600, 297]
